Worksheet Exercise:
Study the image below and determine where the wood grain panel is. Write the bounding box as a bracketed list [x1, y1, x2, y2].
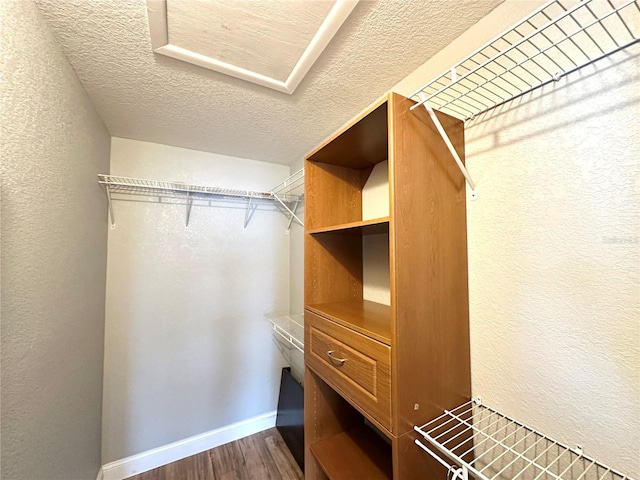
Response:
[308, 217, 389, 235]
[304, 160, 371, 230]
[306, 96, 389, 169]
[304, 233, 362, 306]
[305, 311, 391, 431]
[392, 429, 447, 480]
[304, 369, 362, 480]
[310, 425, 392, 480]
[388, 92, 471, 435]
[306, 299, 391, 345]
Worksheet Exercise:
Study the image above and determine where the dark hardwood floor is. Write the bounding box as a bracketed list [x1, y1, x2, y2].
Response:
[126, 428, 303, 480]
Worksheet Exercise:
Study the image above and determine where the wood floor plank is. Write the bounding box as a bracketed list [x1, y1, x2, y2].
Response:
[265, 433, 303, 480]
[210, 440, 248, 479]
[125, 428, 301, 480]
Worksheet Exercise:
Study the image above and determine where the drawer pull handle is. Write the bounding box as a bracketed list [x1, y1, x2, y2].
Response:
[327, 350, 346, 365]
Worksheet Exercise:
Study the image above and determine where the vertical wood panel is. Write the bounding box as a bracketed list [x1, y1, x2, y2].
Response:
[390, 92, 471, 435]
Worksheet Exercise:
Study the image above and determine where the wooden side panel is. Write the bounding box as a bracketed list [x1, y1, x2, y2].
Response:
[304, 368, 361, 480]
[389, 93, 472, 435]
[392, 430, 448, 480]
[306, 98, 389, 170]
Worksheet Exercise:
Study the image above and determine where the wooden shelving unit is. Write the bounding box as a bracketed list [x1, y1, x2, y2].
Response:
[303, 91, 472, 479]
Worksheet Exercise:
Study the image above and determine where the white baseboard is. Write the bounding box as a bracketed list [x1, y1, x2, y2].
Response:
[101, 410, 277, 480]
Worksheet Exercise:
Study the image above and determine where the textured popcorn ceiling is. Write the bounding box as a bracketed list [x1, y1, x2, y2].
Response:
[35, 0, 504, 165]
[166, 0, 334, 82]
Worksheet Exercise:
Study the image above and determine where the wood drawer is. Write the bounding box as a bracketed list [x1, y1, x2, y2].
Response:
[305, 310, 392, 431]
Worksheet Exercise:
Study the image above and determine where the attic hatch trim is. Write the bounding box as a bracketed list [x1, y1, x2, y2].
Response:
[145, 0, 359, 94]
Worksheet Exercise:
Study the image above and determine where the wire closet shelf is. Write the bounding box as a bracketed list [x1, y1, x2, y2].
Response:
[98, 169, 304, 230]
[267, 314, 304, 354]
[414, 398, 635, 480]
[407, 0, 640, 196]
[409, 0, 640, 121]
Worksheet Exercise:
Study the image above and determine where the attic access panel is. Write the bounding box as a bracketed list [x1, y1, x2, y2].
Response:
[146, 0, 359, 93]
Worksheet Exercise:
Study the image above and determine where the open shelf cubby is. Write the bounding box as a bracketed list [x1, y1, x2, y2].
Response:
[305, 369, 392, 480]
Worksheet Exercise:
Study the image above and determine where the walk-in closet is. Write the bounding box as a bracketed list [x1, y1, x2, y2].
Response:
[2, 1, 638, 480]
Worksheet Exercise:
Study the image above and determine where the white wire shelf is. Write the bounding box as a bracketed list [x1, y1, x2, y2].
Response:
[408, 0, 640, 196]
[414, 398, 635, 480]
[270, 168, 304, 232]
[410, 0, 640, 121]
[267, 314, 304, 354]
[98, 170, 304, 230]
[271, 168, 304, 199]
[99, 174, 274, 199]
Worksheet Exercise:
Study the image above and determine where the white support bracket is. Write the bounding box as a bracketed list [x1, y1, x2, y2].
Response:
[418, 95, 477, 200]
[243, 195, 257, 231]
[104, 184, 116, 229]
[185, 191, 193, 229]
[272, 193, 304, 231]
[285, 198, 301, 234]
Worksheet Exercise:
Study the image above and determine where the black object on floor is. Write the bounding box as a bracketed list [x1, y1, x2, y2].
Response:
[276, 367, 304, 472]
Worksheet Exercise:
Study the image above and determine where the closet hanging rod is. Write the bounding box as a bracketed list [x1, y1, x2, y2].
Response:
[414, 398, 634, 480]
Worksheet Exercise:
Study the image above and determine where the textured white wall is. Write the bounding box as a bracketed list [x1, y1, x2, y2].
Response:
[394, 0, 639, 475]
[0, 1, 111, 478]
[103, 138, 291, 462]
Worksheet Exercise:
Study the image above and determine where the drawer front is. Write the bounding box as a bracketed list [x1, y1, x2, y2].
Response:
[305, 310, 391, 431]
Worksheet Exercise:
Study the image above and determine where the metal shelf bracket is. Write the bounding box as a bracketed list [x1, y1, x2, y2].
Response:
[418, 93, 478, 200]
[185, 191, 193, 229]
[104, 184, 116, 229]
[244, 195, 257, 231]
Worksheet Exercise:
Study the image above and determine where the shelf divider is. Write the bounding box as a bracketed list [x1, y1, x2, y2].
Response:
[308, 217, 389, 236]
